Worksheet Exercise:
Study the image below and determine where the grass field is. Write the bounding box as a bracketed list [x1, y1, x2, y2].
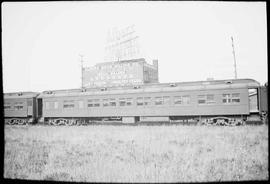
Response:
[4, 124, 268, 182]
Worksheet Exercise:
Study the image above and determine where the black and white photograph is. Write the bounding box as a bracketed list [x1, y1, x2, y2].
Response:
[2, 1, 268, 182]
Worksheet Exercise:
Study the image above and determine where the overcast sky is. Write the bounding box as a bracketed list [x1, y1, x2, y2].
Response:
[2, 1, 267, 93]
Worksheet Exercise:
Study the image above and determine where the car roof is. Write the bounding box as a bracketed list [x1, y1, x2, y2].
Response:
[37, 78, 260, 98]
[4, 92, 39, 99]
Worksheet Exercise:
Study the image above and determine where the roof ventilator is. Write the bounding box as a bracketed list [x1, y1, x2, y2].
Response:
[225, 80, 233, 84]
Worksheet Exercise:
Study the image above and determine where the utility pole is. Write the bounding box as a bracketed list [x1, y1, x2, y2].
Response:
[231, 36, 237, 79]
[79, 54, 84, 88]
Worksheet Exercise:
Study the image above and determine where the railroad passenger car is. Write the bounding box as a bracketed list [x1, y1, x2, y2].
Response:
[4, 92, 39, 125]
[36, 78, 266, 125]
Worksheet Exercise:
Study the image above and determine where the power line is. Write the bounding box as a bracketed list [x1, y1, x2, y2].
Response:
[79, 54, 84, 88]
[231, 36, 237, 79]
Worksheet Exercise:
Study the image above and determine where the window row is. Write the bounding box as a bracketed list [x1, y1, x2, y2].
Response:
[197, 93, 240, 104]
[44, 93, 240, 109]
[5, 93, 241, 111]
[222, 93, 241, 103]
[4, 102, 24, 110]
[44, 96, 189, 109]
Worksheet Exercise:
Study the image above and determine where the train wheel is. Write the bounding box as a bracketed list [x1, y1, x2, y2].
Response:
[18, 119, 25, 125]
[204, 119, 209, 125]
[74, 119, 79, 126]
[236, 119, 244, 126]
[67, 119, 74, 126]
[216, 119, 225, 126]
[72, 119, 77, 126]
[60, 119, 67, 126]
[53, 119, 58, 126]
[53, 119, 57, 125]
[48, 119, 54, 125]
[226, 119, 234, 126]
[261, 112, 268, 124]
[201, 119, 207, 125]
[58, 119, 64, 126]
[205, 119, 211, 126]
[12, 119, 18, 125]
[18, 119, 23, 125]
[209, 119, 214, 125]
[9, 119, 15, 125]
[78, 120, 83, 125]
[27, 118, 33, 125]
[78, 120, 84, 126]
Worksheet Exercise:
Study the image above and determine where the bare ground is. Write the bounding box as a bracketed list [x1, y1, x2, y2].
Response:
[4, 124, 269, 182]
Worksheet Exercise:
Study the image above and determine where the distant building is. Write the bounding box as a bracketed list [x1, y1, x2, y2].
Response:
[83, 58, 159, 88]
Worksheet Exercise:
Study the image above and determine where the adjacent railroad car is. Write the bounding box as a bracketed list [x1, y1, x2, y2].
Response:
[4, 92, 39, 125]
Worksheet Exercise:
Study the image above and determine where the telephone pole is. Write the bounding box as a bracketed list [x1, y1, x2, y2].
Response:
[231, 36, 237, 79]
[79, 54, 84, 88]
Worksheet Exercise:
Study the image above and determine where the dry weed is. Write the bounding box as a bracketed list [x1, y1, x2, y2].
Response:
[4, 124, 268, 182]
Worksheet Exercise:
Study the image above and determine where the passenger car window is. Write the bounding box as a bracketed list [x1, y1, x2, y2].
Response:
[4, 103, 12, 110]
[155, 97, 163, 105]
[144, 97, 151, 106]
[126, 98, 133, 106]
[174, 96, 182, 105]
[119, 98, 133, 106]
[174, 95, 190, 105]
[206, 94, 215, 104]
[222, 93, 240, 104]
[94, 99, 100, 107]
[232, 93, 240, 103]
[109, 98, 116, 106]
[54, 102, 58, 109]
[198, 94, 215, 104]
[198, 95, 206, 104]
[119, 98, 126, 106]
[14, 102, 24, 110]
[88, 99, 100, 107]
[103, 99, 109, 107]
[182, 95, 190, 104]
[163, 96, 170, 105]
[136, 97, 144, 106]
[63, 100, 75, 108]
[222, 94, 231, 103]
